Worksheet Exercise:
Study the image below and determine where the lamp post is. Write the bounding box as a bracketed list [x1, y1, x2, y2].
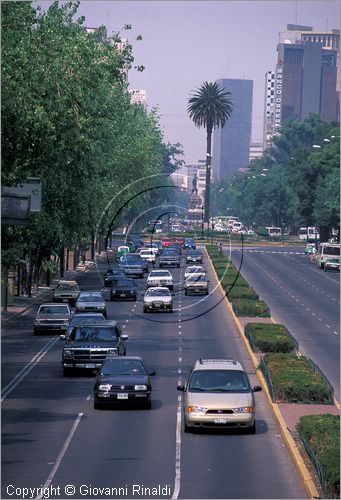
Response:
[204, 152, 212, 226]
[201, 205, 204, 239]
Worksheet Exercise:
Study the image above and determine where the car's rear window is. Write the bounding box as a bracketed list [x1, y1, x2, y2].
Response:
[188, 370, 250, 393]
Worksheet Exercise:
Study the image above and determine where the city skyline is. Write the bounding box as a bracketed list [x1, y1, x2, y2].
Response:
[64, 1, 340, 164]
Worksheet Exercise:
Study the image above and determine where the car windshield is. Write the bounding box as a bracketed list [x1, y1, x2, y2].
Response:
[186, 267, 204, 273]
[162, 250, 178, 255]
[188, 370, 250, 393]
[57, 283, 79, 290]
[100, 359, 146, 376]
[146, 289, 170, 297]
[121, 255, 142, 263]
[78, 294, 103, 302]
[70, 315, 105, 326]
[150, 271, 170, 277]
[69, 326, 118, 342]
[39, 305, 70, 315]
[186, 276, 206, 283]
[114, 280, 135, 287]
[188, 251, 201, 256]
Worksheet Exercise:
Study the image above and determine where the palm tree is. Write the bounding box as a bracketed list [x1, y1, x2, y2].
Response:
[187, 81, 233, 224]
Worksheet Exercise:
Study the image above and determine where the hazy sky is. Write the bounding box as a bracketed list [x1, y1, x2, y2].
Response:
[43, 1, 340, 164]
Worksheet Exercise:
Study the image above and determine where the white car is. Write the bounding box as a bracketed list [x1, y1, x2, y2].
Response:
[143, 243, 159, 255]
[184, 265, 206, 280]
[139, 249, 156, 263]
[147, 270, 173, 290]
[143, 287, 173, 313]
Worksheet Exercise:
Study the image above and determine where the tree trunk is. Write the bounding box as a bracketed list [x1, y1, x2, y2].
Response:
[60, 246, 65, 278]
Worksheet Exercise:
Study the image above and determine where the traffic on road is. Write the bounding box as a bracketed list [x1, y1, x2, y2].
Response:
[2, 237, 307, 499]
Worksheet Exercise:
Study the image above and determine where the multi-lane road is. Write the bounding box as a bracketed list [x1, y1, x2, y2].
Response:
[2, 245, 321, 499]
[230, 244, 340, 401]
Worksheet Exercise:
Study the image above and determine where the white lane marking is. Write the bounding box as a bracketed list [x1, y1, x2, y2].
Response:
[172, 394, 182, 499]
[36, 413, 83, 499]
[1, 337, 59, 401]
[86, 395, 91, 401]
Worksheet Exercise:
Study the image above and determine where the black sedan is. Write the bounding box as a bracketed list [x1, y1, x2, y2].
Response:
[93, 356, 155, 409]
[110, 278, 137, 301]
[186, 250, 203, 264]
[104, 268, 125, 287]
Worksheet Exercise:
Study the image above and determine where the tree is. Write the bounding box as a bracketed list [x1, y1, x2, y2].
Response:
[187, 81, 233, 223]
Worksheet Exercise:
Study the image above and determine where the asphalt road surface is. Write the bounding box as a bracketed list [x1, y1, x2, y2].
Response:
[2, 248, 307, 499]
[229, 244, 340, 401]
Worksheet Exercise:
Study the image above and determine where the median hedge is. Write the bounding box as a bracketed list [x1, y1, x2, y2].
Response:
[232, 298, 271, 317]
[260, 353, 334, 404]
[245, 323, 297, 353]
[227, 286, 259, 301]
[297, 414, 340, 498]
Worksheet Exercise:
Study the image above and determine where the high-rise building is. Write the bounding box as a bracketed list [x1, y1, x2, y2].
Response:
[274, 41, 338, 129]
[264, 25, 339, 146]
[263, 71, 275, 149]
[212, 79, 253, 180]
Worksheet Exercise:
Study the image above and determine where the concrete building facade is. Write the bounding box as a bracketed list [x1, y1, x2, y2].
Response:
[264, 25, 339, 146]
[212, 79, 253, 180]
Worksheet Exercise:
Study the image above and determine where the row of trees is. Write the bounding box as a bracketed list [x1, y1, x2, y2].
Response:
[2, 1, 183, 292]
[211, 114, 340, 238]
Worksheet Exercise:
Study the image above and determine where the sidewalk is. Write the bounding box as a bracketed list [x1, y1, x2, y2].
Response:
[1, 260, 96, 325]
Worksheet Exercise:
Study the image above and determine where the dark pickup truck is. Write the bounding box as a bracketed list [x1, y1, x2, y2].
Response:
[60, 320, 128, 376]
[159, 250, 181, 268]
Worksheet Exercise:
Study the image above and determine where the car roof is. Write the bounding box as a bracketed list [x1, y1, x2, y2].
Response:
[192, 359, 244, 371]
[104, 355, 143, 362]
[149, 269, 171, 274]
[186, 265, 204, 270]
[73, 319, 118, 327]
[39, 302, 71, 307]
[146, 286, 170, 291]
[58, 280, 78, 285]
[78, 291, 103, 297]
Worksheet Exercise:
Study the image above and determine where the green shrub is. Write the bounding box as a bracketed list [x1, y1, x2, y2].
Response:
[261, 353, 334, 404]
[245, 323, 297, 352]
[297, 414, 340, 498]
[221, 275, 249, 289]
[227, 286, 259, 300]
[232, 298, 271, 317]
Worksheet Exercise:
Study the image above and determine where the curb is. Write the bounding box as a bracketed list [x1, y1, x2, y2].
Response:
[205, 247, 320, 499]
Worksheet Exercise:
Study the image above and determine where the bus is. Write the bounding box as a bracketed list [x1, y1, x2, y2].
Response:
[316, 243, 340, 269]
[298, 227, 319, 243]
[266, 227, 282, 237]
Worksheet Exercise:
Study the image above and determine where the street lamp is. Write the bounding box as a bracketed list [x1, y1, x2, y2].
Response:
[204, 152, 212, 226]
[201, 205, 204, 239]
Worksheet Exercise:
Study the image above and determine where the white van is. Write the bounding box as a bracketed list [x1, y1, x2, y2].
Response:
[316, 243, 340, 269]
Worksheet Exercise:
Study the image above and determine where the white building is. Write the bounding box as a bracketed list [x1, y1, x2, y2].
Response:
[249, 142, 264, 162]
[129, 89, 147, 109]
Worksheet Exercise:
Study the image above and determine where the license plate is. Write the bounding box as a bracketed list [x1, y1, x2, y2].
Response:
[62, 298, 69, 302]
[117, 393, 128, 399]
[214, 418, 227, 424]
[120, 293, 126, 297]
[85, 363, 96, 369]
